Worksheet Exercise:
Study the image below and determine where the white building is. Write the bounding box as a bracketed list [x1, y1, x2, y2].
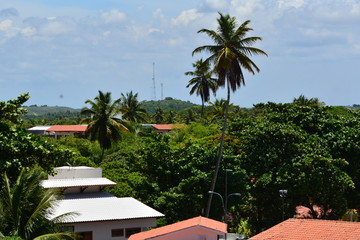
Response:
[42, 166, 164, 240]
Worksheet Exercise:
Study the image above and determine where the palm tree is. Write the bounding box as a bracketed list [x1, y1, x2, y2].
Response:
[0, 169, 74, 240]
[193, 12, 267, 216]
[120, 91, 148, 123]
[293, 95, 325, 107]
[185, 59, 218, 117]
[208, 99, 234, 122]
[153, 107, 165, 124]
[81, 91, 128, 162]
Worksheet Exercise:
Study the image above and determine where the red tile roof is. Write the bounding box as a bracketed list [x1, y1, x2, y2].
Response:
[128, 216, 227, 240]
[151, 124, 173, 131]
[249, 218, 360, 240]
[46, 125, 87, 132]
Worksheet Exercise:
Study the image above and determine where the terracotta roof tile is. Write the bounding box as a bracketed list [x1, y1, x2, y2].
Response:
[129, 216, 227, 240]
[46, 125, 87, 132]
[249, 218, 360, 240]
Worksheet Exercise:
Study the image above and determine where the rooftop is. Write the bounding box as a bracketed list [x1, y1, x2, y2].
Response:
[249, 218, 360, 240]
[50, 196, 164, 223]
[128, 216, 227, 240]
[151, 124, 173, 131]
[41, 177, 116, 189]
[46, 125, 87, 132]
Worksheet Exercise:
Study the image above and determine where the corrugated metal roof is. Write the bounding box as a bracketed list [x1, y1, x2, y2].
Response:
[129, 216, 227, 240]
[46, 125, 87, 132]
[41, 178, 116, 189]
[51, 196, 164, 223]
[28, 126, 52, 131]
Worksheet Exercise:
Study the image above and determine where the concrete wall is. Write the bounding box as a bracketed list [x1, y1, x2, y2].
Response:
[69, 218, 157, 240]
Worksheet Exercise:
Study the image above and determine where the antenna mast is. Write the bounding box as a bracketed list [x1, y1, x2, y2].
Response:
[152, 62, 156, 100]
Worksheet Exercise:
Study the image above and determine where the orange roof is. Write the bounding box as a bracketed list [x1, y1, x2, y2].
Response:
[46, 125, 87, 132]
[128, 216, 227, 240]
[249, 218, 360, 240]
[151, 124, 173, 131]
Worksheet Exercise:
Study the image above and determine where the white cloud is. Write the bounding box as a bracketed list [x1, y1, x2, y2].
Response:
[172, 9, 203, 25]
[100, 9, 126, 24]
[0, 19, 12, 30]
[278, 0, 305, 9]
[230, 0, 265, 18]
[200, 0, 230, 11]
[21, 26, 36, 37]
[40, 21, 74, 35]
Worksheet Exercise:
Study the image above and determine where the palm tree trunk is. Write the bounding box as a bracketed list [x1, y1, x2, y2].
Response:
[100, 147, 105, 162]
[201, 100, 205, 118]
[205, 84, 231, 217]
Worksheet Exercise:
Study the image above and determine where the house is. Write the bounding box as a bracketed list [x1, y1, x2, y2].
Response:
[27, 125, 51, 135]
[45, 125, 88, 139]
[128, 216, 227, 240]
[41, 166, 164, 240]
[151, 124, 174, 134]
[249, 218, 360, 240]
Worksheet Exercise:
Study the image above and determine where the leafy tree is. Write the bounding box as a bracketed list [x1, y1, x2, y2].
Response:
[120, 91, 148, 123]
[293, 95, 325, 107]
[0, 94, 74, 179]
[153, 107, 165, 124]
[0, 168, 74, 240]
[81, 91, 129, 162]
[193, 12, 267, 216]
[185, 59, 218, 117]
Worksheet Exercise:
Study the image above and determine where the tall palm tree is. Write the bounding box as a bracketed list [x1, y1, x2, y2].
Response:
[185, 59, 218, 117]
[0, 169, 74, 240]
[81, 91, 128, 162]
[193, 12, 267, 217]
[153, 107, 165, 124]
[120, 91, 148, 123]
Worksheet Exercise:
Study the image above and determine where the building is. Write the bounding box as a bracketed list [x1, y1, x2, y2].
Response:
[41, 166, 164, 240]
[249, 218, 360, 240]
[45, 125, 87, 139]
[27, 125, 51, 135]
[128, 216, 227, 240]
[151, 124, 174, 134]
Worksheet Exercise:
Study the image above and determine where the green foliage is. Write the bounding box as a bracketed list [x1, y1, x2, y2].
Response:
[142, 98, 197, 114]
[0, 168, 73, 240]
[0, 93, 29, 124]
[0, 94, 74, 179]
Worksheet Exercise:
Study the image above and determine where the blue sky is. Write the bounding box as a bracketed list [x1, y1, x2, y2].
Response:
[1, 0, 360, 108]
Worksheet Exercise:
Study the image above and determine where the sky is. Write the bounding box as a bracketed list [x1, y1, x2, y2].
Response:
[0, 0, 360, 108]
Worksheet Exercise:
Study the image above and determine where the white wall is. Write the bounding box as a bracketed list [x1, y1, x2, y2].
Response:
[50, 167, 102, 179]
[70, 218, 157, 240]
[149, 226, 224, 240]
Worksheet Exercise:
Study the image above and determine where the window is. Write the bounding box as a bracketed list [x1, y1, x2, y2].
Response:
[125, 227, 141, 238]
[77, 231, 93, 240]
[112, 229, 124, 237]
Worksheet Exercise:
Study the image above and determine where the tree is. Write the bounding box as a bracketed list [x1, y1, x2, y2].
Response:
[120, 91, 148, 123]
[0, 168, 74, 240]
[153, 107, 165, 124]
[0, 94, 74, 180]
[81, 91, 128, 162]
[193, 12, 267, 216]
[185, 59, 218, 117]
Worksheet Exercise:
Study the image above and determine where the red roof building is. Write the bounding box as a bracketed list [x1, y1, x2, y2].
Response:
[151, 124, 173, 134]
[249, 218, 360, 240]
[45, 125, 87, 139]
[128, 216, 227, 240]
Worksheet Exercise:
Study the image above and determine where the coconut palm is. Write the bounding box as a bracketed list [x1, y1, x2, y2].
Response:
[185, 59, 218, 117]
[120, 91, 148, 123]
[193, 12, 267, 216]
[0, 169, 74, 240]
[81, 91, 128, 162]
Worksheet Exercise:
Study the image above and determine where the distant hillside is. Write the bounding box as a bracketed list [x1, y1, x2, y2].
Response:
[22, 105, 81, 121]
[141, 97, 199, 113]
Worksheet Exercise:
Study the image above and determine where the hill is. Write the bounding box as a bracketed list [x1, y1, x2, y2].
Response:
[141, 97, 199, 113]
[22, 105, 81, 121]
